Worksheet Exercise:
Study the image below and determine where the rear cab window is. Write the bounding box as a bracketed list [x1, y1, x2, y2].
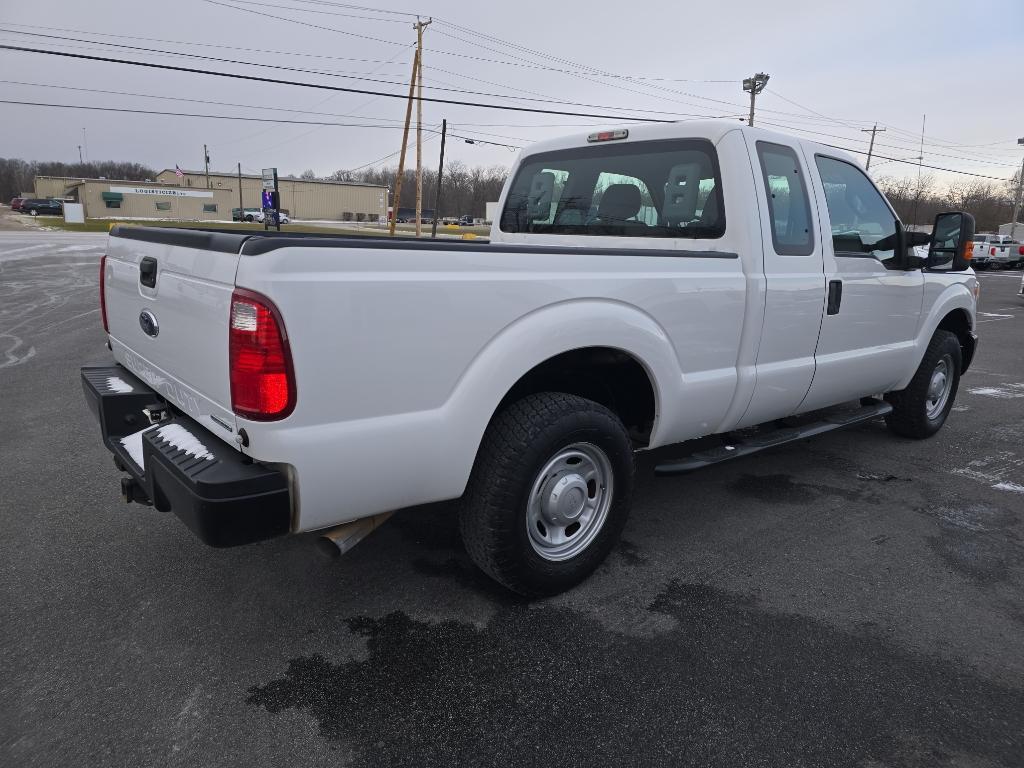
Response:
[500, 139, 725, 239]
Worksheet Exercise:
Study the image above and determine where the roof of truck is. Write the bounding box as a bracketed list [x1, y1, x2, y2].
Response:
[518, 120, 861, 168]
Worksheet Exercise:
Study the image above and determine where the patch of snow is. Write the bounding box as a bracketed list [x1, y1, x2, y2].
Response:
[156, 423, 214, 461]
[993, 481, 1024, 494]
[57, 244, 102, 253]
[966, 384, 1024, 399]
[106, 376, 134, 393]
[120, 427, 155, 469]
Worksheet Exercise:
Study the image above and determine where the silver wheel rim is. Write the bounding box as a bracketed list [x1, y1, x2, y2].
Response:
[926, 354, 953, 419]
[526, 442, 613, 562]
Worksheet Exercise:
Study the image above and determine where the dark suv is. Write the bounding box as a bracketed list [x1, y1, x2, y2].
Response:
[20, 198, 64, 216]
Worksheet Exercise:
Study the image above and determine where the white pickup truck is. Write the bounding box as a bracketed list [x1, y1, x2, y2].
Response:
[81, 122, 979, 596]
[986, 235, 1024, 269]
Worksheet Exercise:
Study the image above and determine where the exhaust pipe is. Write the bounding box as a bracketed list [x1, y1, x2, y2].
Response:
[316, 512, 393, 559]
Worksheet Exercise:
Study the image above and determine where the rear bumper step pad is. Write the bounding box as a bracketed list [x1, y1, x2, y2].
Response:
[81, 365, 291, 547]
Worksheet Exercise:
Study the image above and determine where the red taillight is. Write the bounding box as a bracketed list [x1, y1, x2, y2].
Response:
[229, 289, 295, 420]
[1018, 245, 1024, 256]
[99, 255, 109, 333]
[990, 247, 996, 256]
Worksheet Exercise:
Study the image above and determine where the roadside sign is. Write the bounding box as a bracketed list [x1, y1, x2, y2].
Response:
[261, 169, 281, 232]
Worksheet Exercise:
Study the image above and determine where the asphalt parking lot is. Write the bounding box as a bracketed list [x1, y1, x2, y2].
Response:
[2, 230, 1023, 767]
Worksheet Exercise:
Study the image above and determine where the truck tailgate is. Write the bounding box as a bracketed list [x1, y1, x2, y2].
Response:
[104, 228, 245, 443]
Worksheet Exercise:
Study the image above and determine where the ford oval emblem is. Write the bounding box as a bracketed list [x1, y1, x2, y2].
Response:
[139, 309, 160, 338]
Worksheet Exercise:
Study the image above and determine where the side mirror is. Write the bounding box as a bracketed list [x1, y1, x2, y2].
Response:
[928, 211, 975, 271]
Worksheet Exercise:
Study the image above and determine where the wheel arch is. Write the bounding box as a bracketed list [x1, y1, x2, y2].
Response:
[894, 284, 976, 390]
[440, 299, 683, 497]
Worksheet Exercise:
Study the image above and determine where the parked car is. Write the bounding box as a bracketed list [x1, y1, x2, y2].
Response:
[232, 207, 264, 222]
[81, 121, 979, 597]
[10, 197, 23, 211]
[20, 198, 63, 216]
[458, 215, 474, 226]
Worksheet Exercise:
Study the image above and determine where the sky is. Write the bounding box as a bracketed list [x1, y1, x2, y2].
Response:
[0, 0, 1022, 189]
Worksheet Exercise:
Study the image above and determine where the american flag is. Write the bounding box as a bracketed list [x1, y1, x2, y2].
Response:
[174, 165, 184, 178]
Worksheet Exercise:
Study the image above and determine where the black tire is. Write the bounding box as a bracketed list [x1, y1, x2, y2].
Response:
[885, 330, 962, 439]
[458, 392, 635, 597]
[245, 215, 254, 222]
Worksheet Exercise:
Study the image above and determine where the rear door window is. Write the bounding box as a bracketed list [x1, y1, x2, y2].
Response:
[500, 139, 725, 239]
[756, 141, 814, 255]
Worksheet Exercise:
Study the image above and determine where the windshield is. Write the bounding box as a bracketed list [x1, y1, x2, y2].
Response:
[500, 139, 725, 239]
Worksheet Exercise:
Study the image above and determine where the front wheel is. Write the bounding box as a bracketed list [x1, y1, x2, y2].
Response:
[459, 392, 635, 596]
[885, 330, 962, 439]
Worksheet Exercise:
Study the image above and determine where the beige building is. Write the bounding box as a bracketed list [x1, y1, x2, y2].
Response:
[35, 176, 236, 220]
[155, 169, 387, 221]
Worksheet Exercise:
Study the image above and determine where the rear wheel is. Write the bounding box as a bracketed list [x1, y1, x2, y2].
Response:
[885, 330, 962, 439]
[245, 215, 254, 222]
[459, 392, 634, 596]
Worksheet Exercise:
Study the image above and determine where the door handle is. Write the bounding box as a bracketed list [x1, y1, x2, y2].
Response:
[827, 280, 842, 315]
[139, 257, 158, 288]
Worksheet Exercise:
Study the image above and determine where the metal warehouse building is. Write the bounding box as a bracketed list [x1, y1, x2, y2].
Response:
[35, 176, 235, 220]
[34, 172, 388, 222]
[155, 170, 388, 222]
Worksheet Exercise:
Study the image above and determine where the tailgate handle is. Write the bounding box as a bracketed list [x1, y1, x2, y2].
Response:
[139, 257, 158, 288]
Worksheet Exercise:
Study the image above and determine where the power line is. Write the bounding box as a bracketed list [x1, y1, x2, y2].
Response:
[756, 119, 1019, 168]
[202, 0, 406, 46]
[0, 21, 419, 68]
[0, 43, 704, 123]
[0, 98, 523, 151]
[0, 33, 726, 120]
[223, 0, 410, 22]
[0, 43, 1009, 181]
[0, 78, 416, 122]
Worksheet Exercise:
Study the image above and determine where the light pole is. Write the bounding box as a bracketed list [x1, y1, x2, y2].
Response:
[1010, 137, 1024, 241]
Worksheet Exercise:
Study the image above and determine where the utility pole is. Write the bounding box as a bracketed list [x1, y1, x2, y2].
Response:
[1010, 138, 1024, 241]
[414, 16, 432, 238]
[389, 48, 420, 237]
[742, 73, 769, 127]
[77, 145, 83, 164]
[204, 144, 211, 189]
[910, 114, 926, 228]
[237, 162, 244, 221]
[431, 119, 447, 239]
[861, 124, 886, 170]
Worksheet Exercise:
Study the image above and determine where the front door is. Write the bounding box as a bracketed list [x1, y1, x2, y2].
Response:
[798, 153, 924, 412]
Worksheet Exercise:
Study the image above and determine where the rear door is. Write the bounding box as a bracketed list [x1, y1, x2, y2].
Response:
[104, 229, 245, 443]
[734, 136, 825, 428]
[798, 152, 924, 412]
